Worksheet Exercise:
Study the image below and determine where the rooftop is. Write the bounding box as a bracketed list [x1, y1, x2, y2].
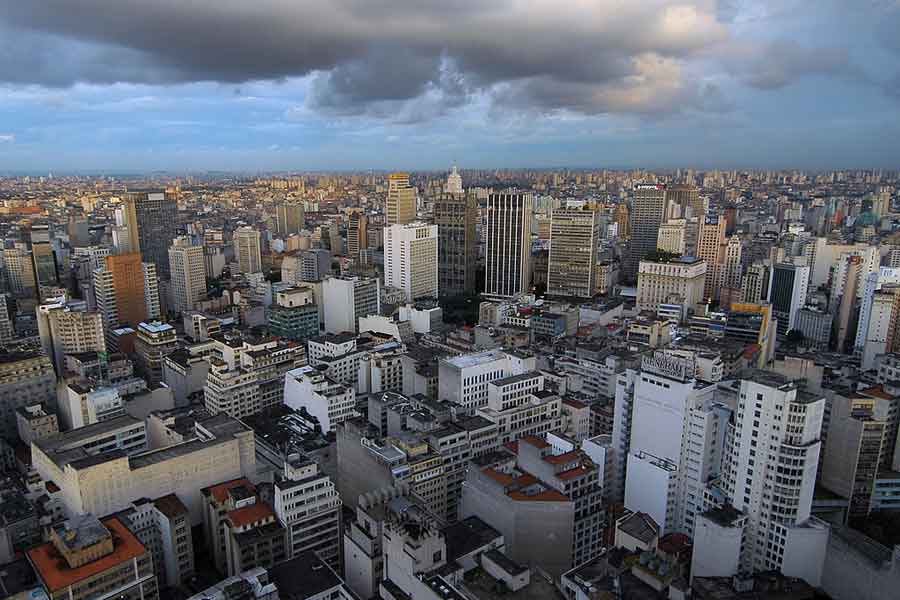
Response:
[617, 512, 659, 544]
[268, 551, 343, 600]
[28, 517, 145, 593]
[442, 516, 502, 562]
[443, 349, 508, 370]
[701, 504, 745, 528]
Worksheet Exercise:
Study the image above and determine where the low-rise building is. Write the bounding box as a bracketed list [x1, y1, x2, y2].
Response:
[27, 514, 159, 600]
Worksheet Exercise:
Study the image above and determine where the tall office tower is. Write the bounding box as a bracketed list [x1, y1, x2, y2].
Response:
[273, 457, 342, 571]
[834, 255, 863, 352]
[614, 202, 630, 239]
[657, 219, 687, 254]
[384, 222, 438, 303]
[445, 165, 463, 194]
[73, 246, 111, 271]
[123, 191, 177, 276]
[871, 187, 890, 219]
[1, 347, 56, 438]
[722, 236, 743, 292]
[0, 294, 14, 343]
[666, 183, 702, 218]
[829, 246, 879, 306]
[434, 185, 478, 297]
[741, 262, 771, 303]
[346, 211, 368, 260]
[322, 276, 381, 334]
[107, 253, 148, 327]
[31, 227, 58, 288]
[168, 237, 207, 314]
[142, 262, 160, 320]
[856, 268, 900, 369]
[635, 256, 706, 319]
[624, 184, 667, 283]
[697, 214, 726, 300]
[234, 226, 262, 275]
[3, 246, 36, 297]
[768, 263, 809, 336]
[547, 203, 601, 298]
[624, 351, 726, 536]
[821, 394, 886, 519]
[386, 172, 416, 225]
[696, 374, 826, 578]
[484, 192, 533, 298]
[36, 299, 106, 372]
[276, 202, 305, 236]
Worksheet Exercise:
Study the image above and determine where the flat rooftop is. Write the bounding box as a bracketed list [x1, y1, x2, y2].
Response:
[443, 349, 508, 370]
[28, 517, 145, 594]
[268, 551, 342, 600]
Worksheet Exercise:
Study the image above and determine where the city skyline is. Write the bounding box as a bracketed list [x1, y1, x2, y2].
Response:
[1, 1, 899, 171]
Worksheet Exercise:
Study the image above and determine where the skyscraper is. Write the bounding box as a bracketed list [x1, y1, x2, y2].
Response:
[3, 246, 36, 298]
[434, 175, 478, 297]
[547, 203, 601, 298]
[384, 222, 438, 303]
[484, 192, 533, 298]
[666, 183, 702, 218]
[704, 373, 826, 575]
[386, 173, 416, 225]
[347, 211, 368, 261]
[123, 191, 177, 277]
[276, 202, 305, 236]
[697, 214, 726, 300]
[234, 226, 262, 275]
[94, 252, 148, 334]
[168, 237, 207, 314]
[30, 225, 58, 289]
[614, 202, 630, 240]
[445, 165, 463, 194]
[624, 184, 667, 283]
[768, 263, 810, 335]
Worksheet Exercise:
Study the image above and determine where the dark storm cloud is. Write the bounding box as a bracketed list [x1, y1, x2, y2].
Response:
[736, 41, 867, 90]
[0, 1, 890, 118]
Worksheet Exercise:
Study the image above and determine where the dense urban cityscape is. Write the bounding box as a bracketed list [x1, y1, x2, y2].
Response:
[0, 167, 896, 600]
[3, 0, 900, 598]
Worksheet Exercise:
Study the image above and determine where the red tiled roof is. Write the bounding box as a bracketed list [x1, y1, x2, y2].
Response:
[742, 343, 761, 359]
[862, 386, 893, 400]
[153, 494, 188, 519]
[27, 518, 145, 594]
[483, 468, 516, 487]
[508, 489, 569, 502]
[227, 502, 275, 529]
[557, 466, 592, 480]
[503, 441, 519, 454]
[544, 450, 580, 465]
[520, 436, 550, 449]
[204, 478, 255, 504]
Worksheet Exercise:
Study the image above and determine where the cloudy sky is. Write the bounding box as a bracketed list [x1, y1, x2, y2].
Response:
[0, 0, 898, 172]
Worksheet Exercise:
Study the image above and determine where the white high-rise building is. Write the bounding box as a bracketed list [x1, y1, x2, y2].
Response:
[284, 366, 357, 432]
[484, 192, 533, 298]
[855, 267, 900, 367]
[36, 297, 106, 372]
[438, 349, 536, 412]
[384, 222, 438, 303]
[322, 277, 381, 334]
[623, 351, 727, 536]
[445, 166, 463, 194]
[142, 262, 160, 320]
[234, 226, 262, 275]
[168, 237, 207, 314]
[694, 373, 828, 584]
